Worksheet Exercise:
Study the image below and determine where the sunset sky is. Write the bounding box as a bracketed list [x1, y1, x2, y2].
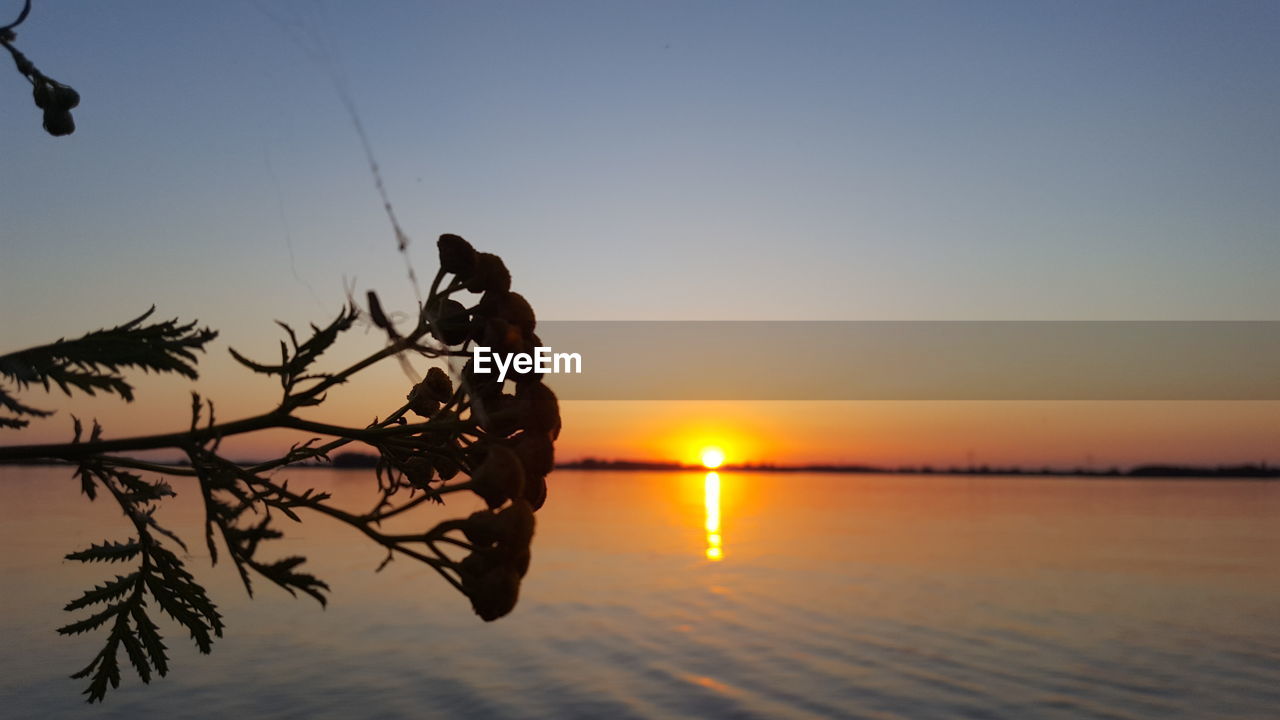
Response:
[2, 1, 1278, 467]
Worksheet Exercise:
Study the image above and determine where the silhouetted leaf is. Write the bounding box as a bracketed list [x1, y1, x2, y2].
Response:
[0, 384, 51, 419]
[118, 618, 152, 684]
[0, 308, 217, 409]
[130, 605, 168, 677]
[227, 347, 286, 375]
[71, 635, 121, 703]
[66, 540, 142, 564]
[64, 573, 138, 612]
[57, 604, 121, 636]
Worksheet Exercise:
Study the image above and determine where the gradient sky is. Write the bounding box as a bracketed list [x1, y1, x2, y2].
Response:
[2, 1, 1278, 465]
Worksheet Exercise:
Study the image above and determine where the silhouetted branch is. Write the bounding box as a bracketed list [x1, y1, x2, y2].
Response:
[0, 235, 558, 702]
[2, 0, 80, 136]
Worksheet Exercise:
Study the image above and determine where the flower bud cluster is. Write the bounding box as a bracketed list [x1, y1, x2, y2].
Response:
[428, 234, 560, 513]
[32, 78, 78, 136]
[373, 236, 560, 621]
[455, 500, 536, 620]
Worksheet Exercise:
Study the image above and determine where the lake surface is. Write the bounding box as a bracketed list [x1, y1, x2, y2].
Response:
[2, 466, 1278, 719]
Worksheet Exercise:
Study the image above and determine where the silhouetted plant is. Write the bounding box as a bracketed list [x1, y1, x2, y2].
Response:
[2, 0, 80, 136]
[0, 235, 560, 702]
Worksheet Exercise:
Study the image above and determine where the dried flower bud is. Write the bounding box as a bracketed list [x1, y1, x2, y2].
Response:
[482, 318, 524, 356]
[461, 359, 502, 407]
[476, 291, 535, 335]
[402, 456, 434, 488]
[460, 509, 503, 547]
[498, 292, 536, 334]
[477, 391, 519, 438]
[496, 499, 536, 551]
[423, 366, 453, 402]
[460, 499, 535, 552]
[459, 547, 496, 578]
[462, 563, 521, 622]
[43, 110, 75, 137]
[465, 253, 511, 295]
[469, 445, 525, 509]
[434, 454, 461, 481]
[523, 471, 548, 511]
[407, 382, 441, 418]
[437, 233, 477, 276]
[32, 83, 53, 110]
[426, 297, 470, 346]
[505, 546, 532, 578]
[511, 432, 553, 511]
[518, 383, 560, 438]
[514, 431, 555, 479]
[52, 83, 80, 111]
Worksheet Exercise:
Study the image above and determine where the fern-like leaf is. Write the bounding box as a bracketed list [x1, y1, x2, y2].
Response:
[118, 618, 152, 684]
[57, 604, 122, 636]
[72, 633, 122, 703]
[0, 387, 49, 415]
[227, 347, 285, 375]
[226, 305, 357, 394]
[251, 555, 330, 606]
[0, 308, 217, 410]
[64, 573, 139, 612]
[130, 604, 169, 677]
[66, 540, 142, 563]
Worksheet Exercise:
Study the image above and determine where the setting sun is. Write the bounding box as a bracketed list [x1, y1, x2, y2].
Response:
[700, 446, 725, 469]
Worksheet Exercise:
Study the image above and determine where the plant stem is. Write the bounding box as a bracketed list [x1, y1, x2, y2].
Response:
[0, 412, 284, 462]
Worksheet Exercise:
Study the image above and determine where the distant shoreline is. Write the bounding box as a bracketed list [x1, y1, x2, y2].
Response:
[4, 454, 1275, 479]
[553, 458, 1279, 479]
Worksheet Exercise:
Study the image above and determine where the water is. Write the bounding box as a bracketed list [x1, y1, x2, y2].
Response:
[1, 466, 1277, 719]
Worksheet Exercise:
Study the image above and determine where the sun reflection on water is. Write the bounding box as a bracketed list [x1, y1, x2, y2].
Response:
[704, 471, 723, 560]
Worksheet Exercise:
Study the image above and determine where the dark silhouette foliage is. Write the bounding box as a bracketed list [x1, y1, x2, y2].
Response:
[2, 1, 80, 136]
[0, 235, 560, 702]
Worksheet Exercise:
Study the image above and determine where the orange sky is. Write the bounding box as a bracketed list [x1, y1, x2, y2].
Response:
[557, 400, 1280, 468]
[5, 346, 1277, 469]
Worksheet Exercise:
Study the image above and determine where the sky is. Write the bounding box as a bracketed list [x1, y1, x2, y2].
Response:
[2, 1, 1278, 466]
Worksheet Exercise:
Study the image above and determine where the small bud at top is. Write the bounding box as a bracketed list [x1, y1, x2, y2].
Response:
[437, 234, 477, 276]
[52, 83, 80, 110]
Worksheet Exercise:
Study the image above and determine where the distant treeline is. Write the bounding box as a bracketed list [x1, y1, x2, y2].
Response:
[331, 452, 380, 468]
[555, 457, 1278, 479]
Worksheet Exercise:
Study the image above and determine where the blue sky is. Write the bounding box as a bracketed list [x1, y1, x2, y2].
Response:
[2, 1, 1278, 461]
[4, 1, 1277, 336]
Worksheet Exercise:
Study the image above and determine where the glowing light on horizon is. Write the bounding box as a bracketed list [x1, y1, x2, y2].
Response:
[701, 446, 725, 469]
[704, 471, 723, 560]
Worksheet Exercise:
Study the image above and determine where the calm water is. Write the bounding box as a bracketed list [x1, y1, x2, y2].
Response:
[1, 466, 1278, 719]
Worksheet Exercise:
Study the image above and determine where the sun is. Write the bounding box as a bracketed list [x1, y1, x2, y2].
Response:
[700, 446, 725, 469]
